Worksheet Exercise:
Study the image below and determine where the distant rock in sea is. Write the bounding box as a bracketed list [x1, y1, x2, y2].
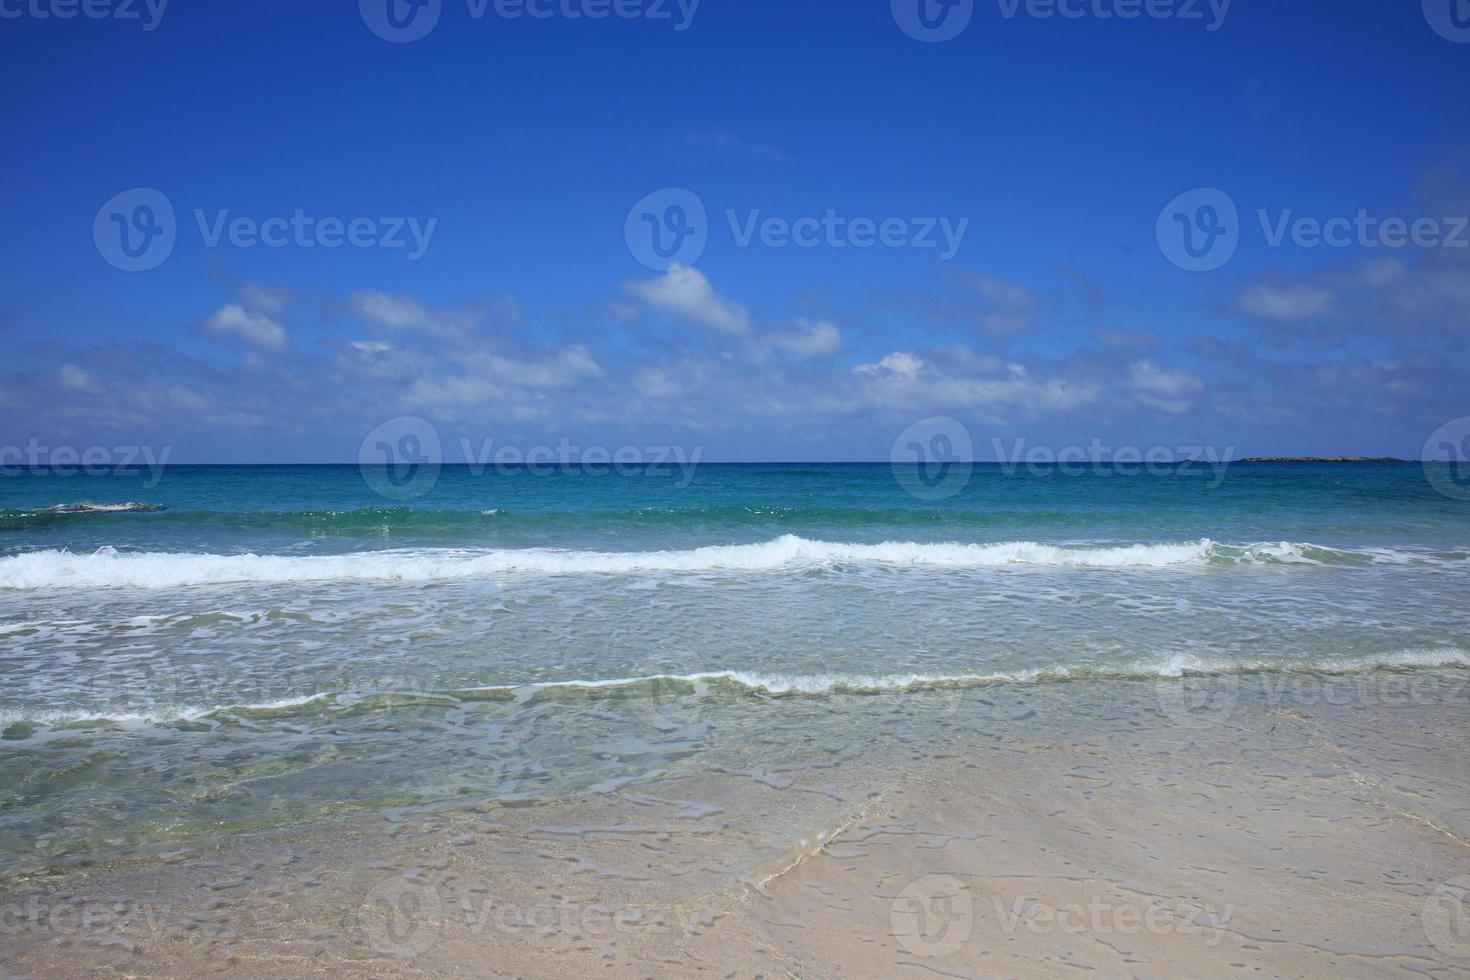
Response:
[1238, 456, 1406, 463]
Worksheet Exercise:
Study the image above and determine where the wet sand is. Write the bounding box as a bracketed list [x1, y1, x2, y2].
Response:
[2, 670, 1469, 977]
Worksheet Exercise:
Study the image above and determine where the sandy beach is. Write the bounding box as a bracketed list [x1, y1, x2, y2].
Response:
[8, 0, 1470, 975]
[4, 669, 1467, 978]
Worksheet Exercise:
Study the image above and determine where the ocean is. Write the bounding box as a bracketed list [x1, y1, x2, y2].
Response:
[2, 461, 1467, 876]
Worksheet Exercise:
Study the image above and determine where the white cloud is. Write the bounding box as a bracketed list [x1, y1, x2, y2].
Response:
[937, 271, 1039, 338]
[59, 364, 100, 393]
[403, 375, 516, 413]
[1129, 359, 1204, 413]
[687, 129, 783, 161]
[606, 299, 639, 324]
[129, 382, 215, 416]
[625, 265, 751, 335]
[960, 274, 1033, 307]
[205, 304, 288, 351]
[1095, 329, 1162, 349]
[238, 282, 287, 315]
[634, 367, 685, 399]
[769, 319, 841, 358]
[349, 291, 429, 329]
[395, 345, 603, 414]
[1236, 282, 1334, 321]
[348, 290, 476, 338]
[941, 375, 1098, 414]
[1359, 258, 1407, 289]
[855, 351, 924, 379]
[834, 350, 1100, 417]
[1233, 252, 1470, 336]
[453, 346, 602, 388]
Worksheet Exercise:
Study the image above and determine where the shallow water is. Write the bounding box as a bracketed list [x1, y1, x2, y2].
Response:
[1, 462, 1467, 873]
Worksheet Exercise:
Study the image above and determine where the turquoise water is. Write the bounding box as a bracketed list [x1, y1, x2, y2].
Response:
[1, 462, 1467, 871]
[3, 462, 1465, 552]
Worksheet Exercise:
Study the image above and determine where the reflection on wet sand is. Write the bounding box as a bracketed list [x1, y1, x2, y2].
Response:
[3, 670, 1468, 977]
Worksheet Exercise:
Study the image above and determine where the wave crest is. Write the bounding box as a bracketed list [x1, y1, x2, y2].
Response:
[6, 649, 1467, 730]
[0, 535, 1439, 590]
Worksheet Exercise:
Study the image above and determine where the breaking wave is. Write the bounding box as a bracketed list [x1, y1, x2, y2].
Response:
[0, 536, 1449, 590]
[5, 648, 1467, 730]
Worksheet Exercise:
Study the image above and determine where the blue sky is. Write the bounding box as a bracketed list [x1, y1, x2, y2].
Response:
[2, 0, 1468, 461]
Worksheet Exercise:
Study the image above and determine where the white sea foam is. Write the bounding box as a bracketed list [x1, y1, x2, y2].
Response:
[544, 649, 1470, 694]
[6, 650, 1467, 729]
[32, 502, 163, 514]
[0, 536, 1421, 590]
